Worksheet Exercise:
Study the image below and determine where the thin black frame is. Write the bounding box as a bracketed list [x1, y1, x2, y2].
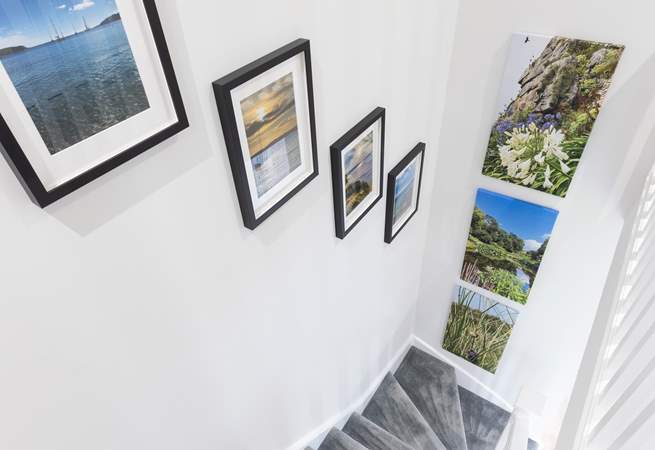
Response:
[212, 39, 318, 230]
[384, 142, 425, 243]
[330, 107, 385, 239]
[0, 0, 188, 208]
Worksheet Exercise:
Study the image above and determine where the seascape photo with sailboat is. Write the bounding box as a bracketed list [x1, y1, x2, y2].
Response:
[0, 0, 149, 155]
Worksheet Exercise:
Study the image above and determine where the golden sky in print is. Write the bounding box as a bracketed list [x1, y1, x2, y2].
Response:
[240, 72, 299, 157]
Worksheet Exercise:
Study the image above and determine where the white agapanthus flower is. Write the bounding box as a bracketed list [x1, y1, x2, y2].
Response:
[543, 164, 553, 189]
[499, 123, 571, 190]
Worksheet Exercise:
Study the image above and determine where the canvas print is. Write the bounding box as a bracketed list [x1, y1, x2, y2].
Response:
[240, 72, 301, 197]
[461, 189, 558, 304]
[482, 33, 624, 197]
[0, 0, 149, 154]
[442, 285, 519, 373]
[393, 159, 417, 225]
[344, 131, 374, 216]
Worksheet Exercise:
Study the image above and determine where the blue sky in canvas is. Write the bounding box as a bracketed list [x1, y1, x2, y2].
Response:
[475, 188, 558, 245]
[0, 0, 118, 48]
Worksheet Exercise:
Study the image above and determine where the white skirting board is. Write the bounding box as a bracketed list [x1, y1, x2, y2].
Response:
[286, 335, 513, 450]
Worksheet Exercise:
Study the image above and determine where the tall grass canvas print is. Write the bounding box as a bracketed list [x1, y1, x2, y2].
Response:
[442, 285, 519, 373]
[482, 33, 624, 197]
[0, 0, 148, 155]
[461, 189, 558, 304]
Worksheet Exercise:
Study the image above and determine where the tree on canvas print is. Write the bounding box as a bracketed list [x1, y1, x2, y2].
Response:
[461, 189, 558, 304]
[442, 285, 518, 373]
[482, 33, 624, 197]
[0, 0, 149, 154]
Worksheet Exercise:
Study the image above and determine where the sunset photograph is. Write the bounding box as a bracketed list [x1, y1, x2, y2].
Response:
[239, 72, 301, 196]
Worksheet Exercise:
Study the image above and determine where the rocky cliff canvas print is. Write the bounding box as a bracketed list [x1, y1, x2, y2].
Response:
[482, 33, 624, 197]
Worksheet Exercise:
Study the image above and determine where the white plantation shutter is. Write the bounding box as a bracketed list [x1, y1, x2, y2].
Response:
[573, 165, 655, 449]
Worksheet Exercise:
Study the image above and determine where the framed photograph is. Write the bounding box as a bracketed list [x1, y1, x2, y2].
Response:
[330, 107, 384, 239]
[461, 189, 558, 304]
[384, 142, 425, 243]
[212, 39, 318, 230]
[442, 284, 519, 373]
[0, 0, 188, 207]
[482, 33, 624, 197]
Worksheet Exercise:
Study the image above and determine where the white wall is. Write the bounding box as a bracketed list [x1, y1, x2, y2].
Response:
[414, 0, 655, 448]
[0, 1, 457, 450]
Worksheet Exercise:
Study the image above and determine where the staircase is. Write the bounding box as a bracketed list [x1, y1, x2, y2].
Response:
[312, 346, 536, 450]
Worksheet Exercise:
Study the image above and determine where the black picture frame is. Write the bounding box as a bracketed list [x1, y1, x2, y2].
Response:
[330, 107, 385, 239]
[384, 142, 425, 243]
[212, 38, 318, 230]
[0, 0, 188, 208]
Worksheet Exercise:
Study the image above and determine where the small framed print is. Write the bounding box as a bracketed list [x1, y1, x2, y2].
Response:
[213, 39, 318, 230]
[384, 142, 425, 243]
[0, 0, 188, 207]
[330, 107, 385, 239]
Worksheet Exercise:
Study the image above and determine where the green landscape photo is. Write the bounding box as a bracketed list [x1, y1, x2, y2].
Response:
[461, 189, 558, 304]
[482, 33, 624, 197]
[442, 285, 519, 373]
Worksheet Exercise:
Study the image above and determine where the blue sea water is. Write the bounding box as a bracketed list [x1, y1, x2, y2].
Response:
[251, 129, 301, 197]
[393, 162, 417, 224]
[0, 19, 149, 154]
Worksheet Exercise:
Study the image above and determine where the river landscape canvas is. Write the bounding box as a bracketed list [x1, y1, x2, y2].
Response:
[461, 189, 558, 304]
[442, 284, 519, 373]
[0, 0, 149, 155]
[482, 33, 624, 197]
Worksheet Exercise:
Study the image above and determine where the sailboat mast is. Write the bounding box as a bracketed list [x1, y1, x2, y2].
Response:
[49, 17, 60, 40]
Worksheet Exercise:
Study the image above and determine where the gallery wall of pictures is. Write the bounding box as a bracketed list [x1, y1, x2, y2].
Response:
[212, 40, 427, 238]
[0, 3, 625, 377]
[0, 10, 428, 241]
[441, 32, 625, 374]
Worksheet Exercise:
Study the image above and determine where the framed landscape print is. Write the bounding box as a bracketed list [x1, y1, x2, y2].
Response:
[330, 107, 384, 239]
[384, 142, 425, 243]
[213, 39, 318, 230]
[0, 0, 188, 207]
[482, 33, 624, 197]
[442, 284, 519, 373]
[461, 189, 558, 304]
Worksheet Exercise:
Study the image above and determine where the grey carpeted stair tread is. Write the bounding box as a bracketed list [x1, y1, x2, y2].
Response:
[395, 347, 468, 450]
[343, 412, 415, 450]
[527, 439, 538, 450]
[362, 373, 446, 450]
[458, 386, 510, 450]
[318, 428, 368, 450]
